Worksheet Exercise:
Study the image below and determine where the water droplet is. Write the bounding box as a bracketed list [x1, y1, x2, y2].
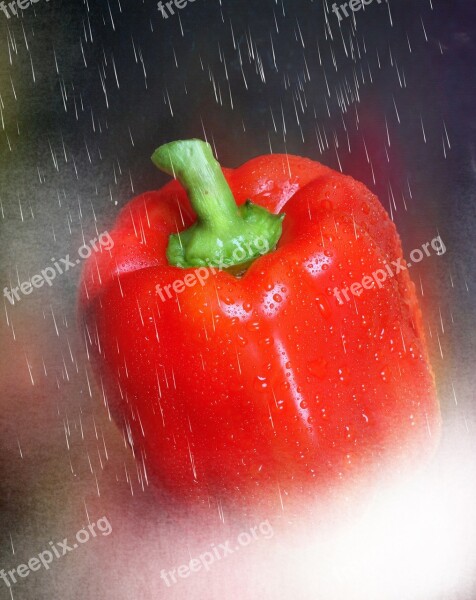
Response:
[254, 376, 268, 392]
[338, 366, 349, 384]
[315, 296, 332, 320]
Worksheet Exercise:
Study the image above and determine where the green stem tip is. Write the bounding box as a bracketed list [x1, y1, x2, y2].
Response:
[151, 139, 284, 269]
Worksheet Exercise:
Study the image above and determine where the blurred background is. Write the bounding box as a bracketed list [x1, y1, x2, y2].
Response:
[1, 0, 476, 598]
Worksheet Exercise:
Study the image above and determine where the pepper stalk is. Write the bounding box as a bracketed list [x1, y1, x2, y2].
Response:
[152, 139, 284, 269]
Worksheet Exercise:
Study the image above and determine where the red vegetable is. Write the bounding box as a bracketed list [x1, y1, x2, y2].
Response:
[79, 139, 440, 506]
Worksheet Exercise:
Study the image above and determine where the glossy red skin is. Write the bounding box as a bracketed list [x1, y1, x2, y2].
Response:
[79, 154, 440, 506]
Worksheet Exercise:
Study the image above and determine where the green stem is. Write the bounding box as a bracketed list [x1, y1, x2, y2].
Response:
[152, 139, 284, 269]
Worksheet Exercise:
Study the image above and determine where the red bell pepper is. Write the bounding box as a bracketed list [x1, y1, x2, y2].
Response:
[79, 139, 440, 506]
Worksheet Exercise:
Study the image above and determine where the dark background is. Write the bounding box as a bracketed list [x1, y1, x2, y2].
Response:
[0, 0, 475, 598]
